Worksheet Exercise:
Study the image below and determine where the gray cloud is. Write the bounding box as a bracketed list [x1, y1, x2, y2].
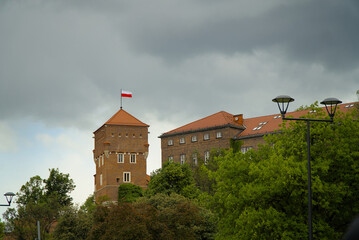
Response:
[120, 0, 359, 70]
[0, 0, 358, 131]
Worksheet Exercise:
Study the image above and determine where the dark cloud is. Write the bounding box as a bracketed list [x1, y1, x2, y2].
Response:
[0, 0, 357, 130]
[121, 0, 359, 70]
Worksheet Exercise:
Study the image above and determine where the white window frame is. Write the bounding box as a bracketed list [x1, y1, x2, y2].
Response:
[241, 146, 253, 154]
[168, 156, 174, 161]
[192, 153, 198, 165]
[123, 172, 131, 183]
[204, 151, 210, 164]
[130, 154, 136, 163]
[179, 137, 185, 144]
[203, 133, 210, 140]
[100, 174, 103, 186]
[101, 155, 104, 166]
[191, 135, 197, 142]
[118, 153, 124, 163]
[180, 154, 186, 164]
[216, 132, 222, 138]
[168, 139, 174, 146]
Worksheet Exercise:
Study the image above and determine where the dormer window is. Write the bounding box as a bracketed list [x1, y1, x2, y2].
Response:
[168, 139, 174, 146]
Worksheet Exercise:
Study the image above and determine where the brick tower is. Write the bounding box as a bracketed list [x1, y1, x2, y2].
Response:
[93, 108, 149, 202]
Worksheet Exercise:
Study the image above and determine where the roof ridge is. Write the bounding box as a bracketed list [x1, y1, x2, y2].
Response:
[161, 110, 239, 136]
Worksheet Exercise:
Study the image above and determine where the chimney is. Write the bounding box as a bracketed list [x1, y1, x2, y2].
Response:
[233, 114, 243, 125]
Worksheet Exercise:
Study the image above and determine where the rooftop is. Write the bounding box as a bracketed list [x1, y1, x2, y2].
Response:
[94, 108, 149, 133]
[160, 111, 244, 137]
[237, 102, 358, 139]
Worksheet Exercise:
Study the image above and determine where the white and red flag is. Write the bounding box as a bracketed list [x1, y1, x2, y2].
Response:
[121, 90, 132, 98]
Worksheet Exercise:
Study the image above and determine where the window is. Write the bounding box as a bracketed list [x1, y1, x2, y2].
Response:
[123, 172, 131, 182]
[140, 133, 142, 138]
[130, 154, 136, 163]
[241, 146, 253, 153]
[119, 133, 121, 137]
[168, 139, 174, 146]
[101, 155, 104, 166]
[204, 151, 210, 164]
[116, 178, 120, 183]
[118, 153, 124, 163]
[133, 133, 135, 138]
[111, 133, 114, 137]
[203, 133, 210, 140]
[179, 137, 185, 144]
[192, 153, 198, 165]
[100, 174, 103, 186]
[216, 132, 222, 138]
[191, 136, 197, 142]
[168, 156, 174, 161]
[180, 154, 186, 164]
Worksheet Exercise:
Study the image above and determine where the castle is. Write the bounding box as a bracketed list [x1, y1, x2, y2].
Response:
[93, 101, 357, 202]
[93, 108, 149, 202]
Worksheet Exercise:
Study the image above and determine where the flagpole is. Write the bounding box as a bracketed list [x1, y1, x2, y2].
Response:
[120, 89, 123, 109]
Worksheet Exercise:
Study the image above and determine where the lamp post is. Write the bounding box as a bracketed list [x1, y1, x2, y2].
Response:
[0, 192, 15, 206]
[272, 95, 342, 240]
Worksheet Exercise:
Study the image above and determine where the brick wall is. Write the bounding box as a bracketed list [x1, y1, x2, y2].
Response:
[160, 126, 242, 165]
[94, 124, 148, 202]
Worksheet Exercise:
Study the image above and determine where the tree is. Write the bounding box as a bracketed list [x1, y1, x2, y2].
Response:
[211, 109, 359, 239]
[53, 205, 92, 240]
[87, 193, 216, 240]
[3, 168, 75, 239]
[118, 183, 143, 203]
[0, 219, 5, 240]
[146, 161, 198, 198]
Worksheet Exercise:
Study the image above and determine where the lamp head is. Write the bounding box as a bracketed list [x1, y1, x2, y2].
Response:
[4, 192, 15, 205]
[320, 97, 342, 119]
[272, 95, 295, 116]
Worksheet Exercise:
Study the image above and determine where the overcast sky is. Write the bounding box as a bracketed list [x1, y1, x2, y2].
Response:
[1, 0, 358, 216]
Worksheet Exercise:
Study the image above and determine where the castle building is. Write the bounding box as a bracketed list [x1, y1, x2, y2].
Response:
[159, 111, 245, 165]
[160, 102, 358, 164]
[93, 108, 149, 202]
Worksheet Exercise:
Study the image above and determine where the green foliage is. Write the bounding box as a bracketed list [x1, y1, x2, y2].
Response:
[118, 183, 143, 203]
[230, 139, 242, 153]
[191, 149, 224, 195]
[3, 168, 75, 240]
[87, 193, 216, 240]
[53, 206, 92, 240]
[211, 110, 359, 239]
[44, 168, 75, 206]
[146, 161, 198, 198]
[80, 194, 96, 215]
[0, 219, 5, 239]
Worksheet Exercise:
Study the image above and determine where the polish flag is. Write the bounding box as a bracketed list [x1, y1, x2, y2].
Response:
[121, 90, 132, 98]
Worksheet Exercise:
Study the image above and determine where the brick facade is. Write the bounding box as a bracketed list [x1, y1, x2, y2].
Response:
[159, 111, 245, 165]
[93, 109, 149, 202]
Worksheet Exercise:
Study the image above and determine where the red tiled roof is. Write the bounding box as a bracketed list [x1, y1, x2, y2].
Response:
[237, 102, 358, 139]
[105, 109, 149, 127]
[94, 109, 149, 133]
[160, 111, 244, 136]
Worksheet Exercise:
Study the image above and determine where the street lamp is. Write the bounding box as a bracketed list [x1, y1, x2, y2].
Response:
[272, 95, 342, 240]
[0, 192, 15, 206]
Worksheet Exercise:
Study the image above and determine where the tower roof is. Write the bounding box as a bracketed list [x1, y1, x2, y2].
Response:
[160, 111, 244, 137]
[95, 109, 149, 133]
[105, 108, 149, 127]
